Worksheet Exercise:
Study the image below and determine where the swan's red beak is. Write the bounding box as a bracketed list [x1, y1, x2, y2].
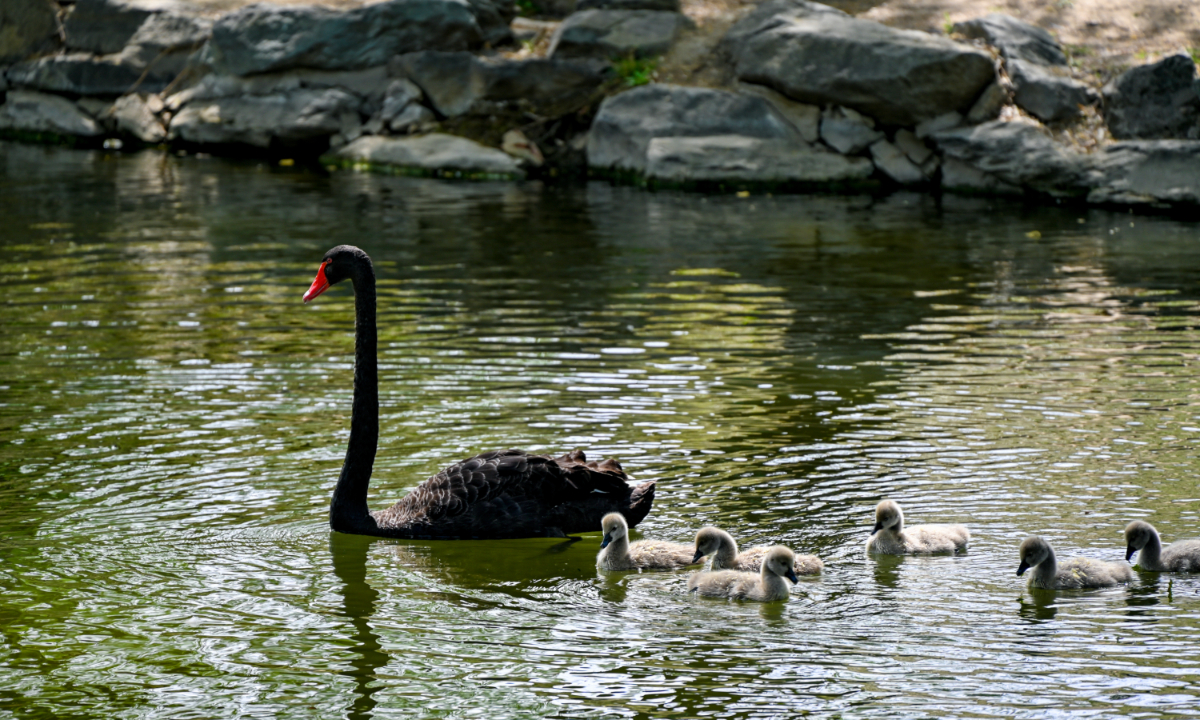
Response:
[303, 260, 331, 303]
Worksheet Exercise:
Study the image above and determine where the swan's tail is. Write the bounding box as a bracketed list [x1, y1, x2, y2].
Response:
[623, 480, 656, 529]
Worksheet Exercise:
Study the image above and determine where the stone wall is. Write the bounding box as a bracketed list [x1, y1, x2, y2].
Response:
[1, 0, 1198, 212]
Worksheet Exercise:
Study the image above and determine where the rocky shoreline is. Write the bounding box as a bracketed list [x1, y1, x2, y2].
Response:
[1, 0, 1198, 211]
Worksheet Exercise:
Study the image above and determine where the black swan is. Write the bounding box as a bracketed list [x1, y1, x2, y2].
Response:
[302, 245, 656, 539]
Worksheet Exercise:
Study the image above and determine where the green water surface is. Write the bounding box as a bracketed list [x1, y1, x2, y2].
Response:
[2, 142, 1200, 719]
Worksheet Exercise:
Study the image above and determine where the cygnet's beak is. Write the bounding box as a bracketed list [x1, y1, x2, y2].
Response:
[691, 549, 705, 564]
[600, 534, 612, 549]
[870, 521, 883, 536]
[1125, 546, 1137, 562]
[785, 568, 799, 584]
[1016, 560, 1029, 576]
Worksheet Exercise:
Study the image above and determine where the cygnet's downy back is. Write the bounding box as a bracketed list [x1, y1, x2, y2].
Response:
[1125, 520, 1200, 573]
[866, 499, 969, 555]
[596, 513, 698, 571]
[692, 526, 823, 575]
[687, 546, 799, 602]
[1017, 535, 1133, 590]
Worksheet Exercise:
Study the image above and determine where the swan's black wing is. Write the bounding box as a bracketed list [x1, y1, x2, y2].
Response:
[370, 449, 655, 539]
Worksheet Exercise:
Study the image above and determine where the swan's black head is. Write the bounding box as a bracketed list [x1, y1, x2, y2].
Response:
[303, 245, 372, 303]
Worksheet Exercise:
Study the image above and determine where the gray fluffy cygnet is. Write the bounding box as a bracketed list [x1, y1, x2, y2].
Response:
[687, 546, 799, 602]
[596, 512, 698, 570]
[691, 526, 823, 575]
[1125, 520, 1200, 573]
[865, 500, 969, 554]
[1017, 536, 1134, 589]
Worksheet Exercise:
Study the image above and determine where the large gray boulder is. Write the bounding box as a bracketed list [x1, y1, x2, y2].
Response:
[168, 88, 360, 147]
[1008, 59, 1097, 124]
[165, 66, 390, 108]
[9, 11, 209, 95]
[0, 0, 60, 64]
[931, 119, 1087, 196]
[548, 10, 692, 60]
[725, 0, 995, 127]
[1102, 54, 1200, 140]
[390, 51, 606, 118]
[326, 133, 525, 179]
[952, 13, 1066, 66]
[1086, 140, 1200, 208]
[0, 90, 102, 137]
[7, 54, 148, 96]
[203, 0, 506, 77]
[643, 135, 873, 184]
[64, 0, 197, 55]
[587, 84, 799, 174]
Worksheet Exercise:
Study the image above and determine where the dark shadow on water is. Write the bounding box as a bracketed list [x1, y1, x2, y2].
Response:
[1017, 590, 1059, 622]
[330, 531, 389, 720]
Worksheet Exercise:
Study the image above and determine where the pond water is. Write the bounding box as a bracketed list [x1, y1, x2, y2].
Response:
[3, 141, 1200, 719]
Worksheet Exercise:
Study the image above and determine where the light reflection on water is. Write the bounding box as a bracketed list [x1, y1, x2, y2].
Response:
[2, 142, 1200, 718]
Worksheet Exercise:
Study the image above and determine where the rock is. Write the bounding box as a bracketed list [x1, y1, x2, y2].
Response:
[164, 66, 390, 109]
[869, 139, 925, 184]
[952, 13, 1066, 66]
[819, 105, 883, 154]
[643, 134, 874, 184]
[390, 51, 605, 118]
[169, 88, 360, 147]
[0, 90, 102, 137]
[7, 54, 150, 96]
[1008, 59, 1096, 124]
[966, 81, 1007, 124]
[115, 11, 212, 80]
[63, 0, 176, 55]
[501, 128, 543, 166]
[725, 0, 995, 126]
[587, 84, 799, 174]
[203, 0, 505, 77]
[893, 128, 933, 165]
[460, 0, 517, 46]
[112, 92, 166, 142]
[325, 133, 525, 179]
[738, 82, 819, 143]
[76, 97, 114, 120]
[1102, 54, 1200, 140]
[379, 79, 423, 122]
[941, 157, 1022, 196]
[388, 103, 435, 131]
[0, 0, 60, 64]
[578, 0, 679, 11]
[915, 111, 961, 139]
[931, 119, 1087, 196]
[1085, 140, 1200, 208]
[548, 9, 693, 60]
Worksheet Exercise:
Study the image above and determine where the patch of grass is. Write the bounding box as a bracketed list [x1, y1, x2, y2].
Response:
[942, 12, 954, 35]
[612, 54, 657, 87]
[515, 0, 540, 17]
[1190, 47, 1200, 64]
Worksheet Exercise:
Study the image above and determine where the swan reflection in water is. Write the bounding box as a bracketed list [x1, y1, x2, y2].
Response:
[330, 532, 388, 720]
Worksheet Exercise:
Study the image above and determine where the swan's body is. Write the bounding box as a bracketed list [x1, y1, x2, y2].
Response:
[865, 500, 969, 554]
[1125, 520, 1200, 573]
[687, 546, 799, 601]
[1017, 536, 1134, 590]
[304, 246, 655, 538]
[597, 513, 697, 570]
[692, 527, 823, 575]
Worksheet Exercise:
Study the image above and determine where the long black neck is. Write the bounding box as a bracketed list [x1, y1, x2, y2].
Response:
[330, 258, 380, 534]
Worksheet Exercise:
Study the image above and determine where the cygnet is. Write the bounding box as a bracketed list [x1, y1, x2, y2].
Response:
[687, 546, 799, 602]
[1017, 535, 1134, 589]
[866, 500, 969, 554]
[692, 526, 823, 575]
[596, 513, 698, 570]
[1124, 520, 1200, 573]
